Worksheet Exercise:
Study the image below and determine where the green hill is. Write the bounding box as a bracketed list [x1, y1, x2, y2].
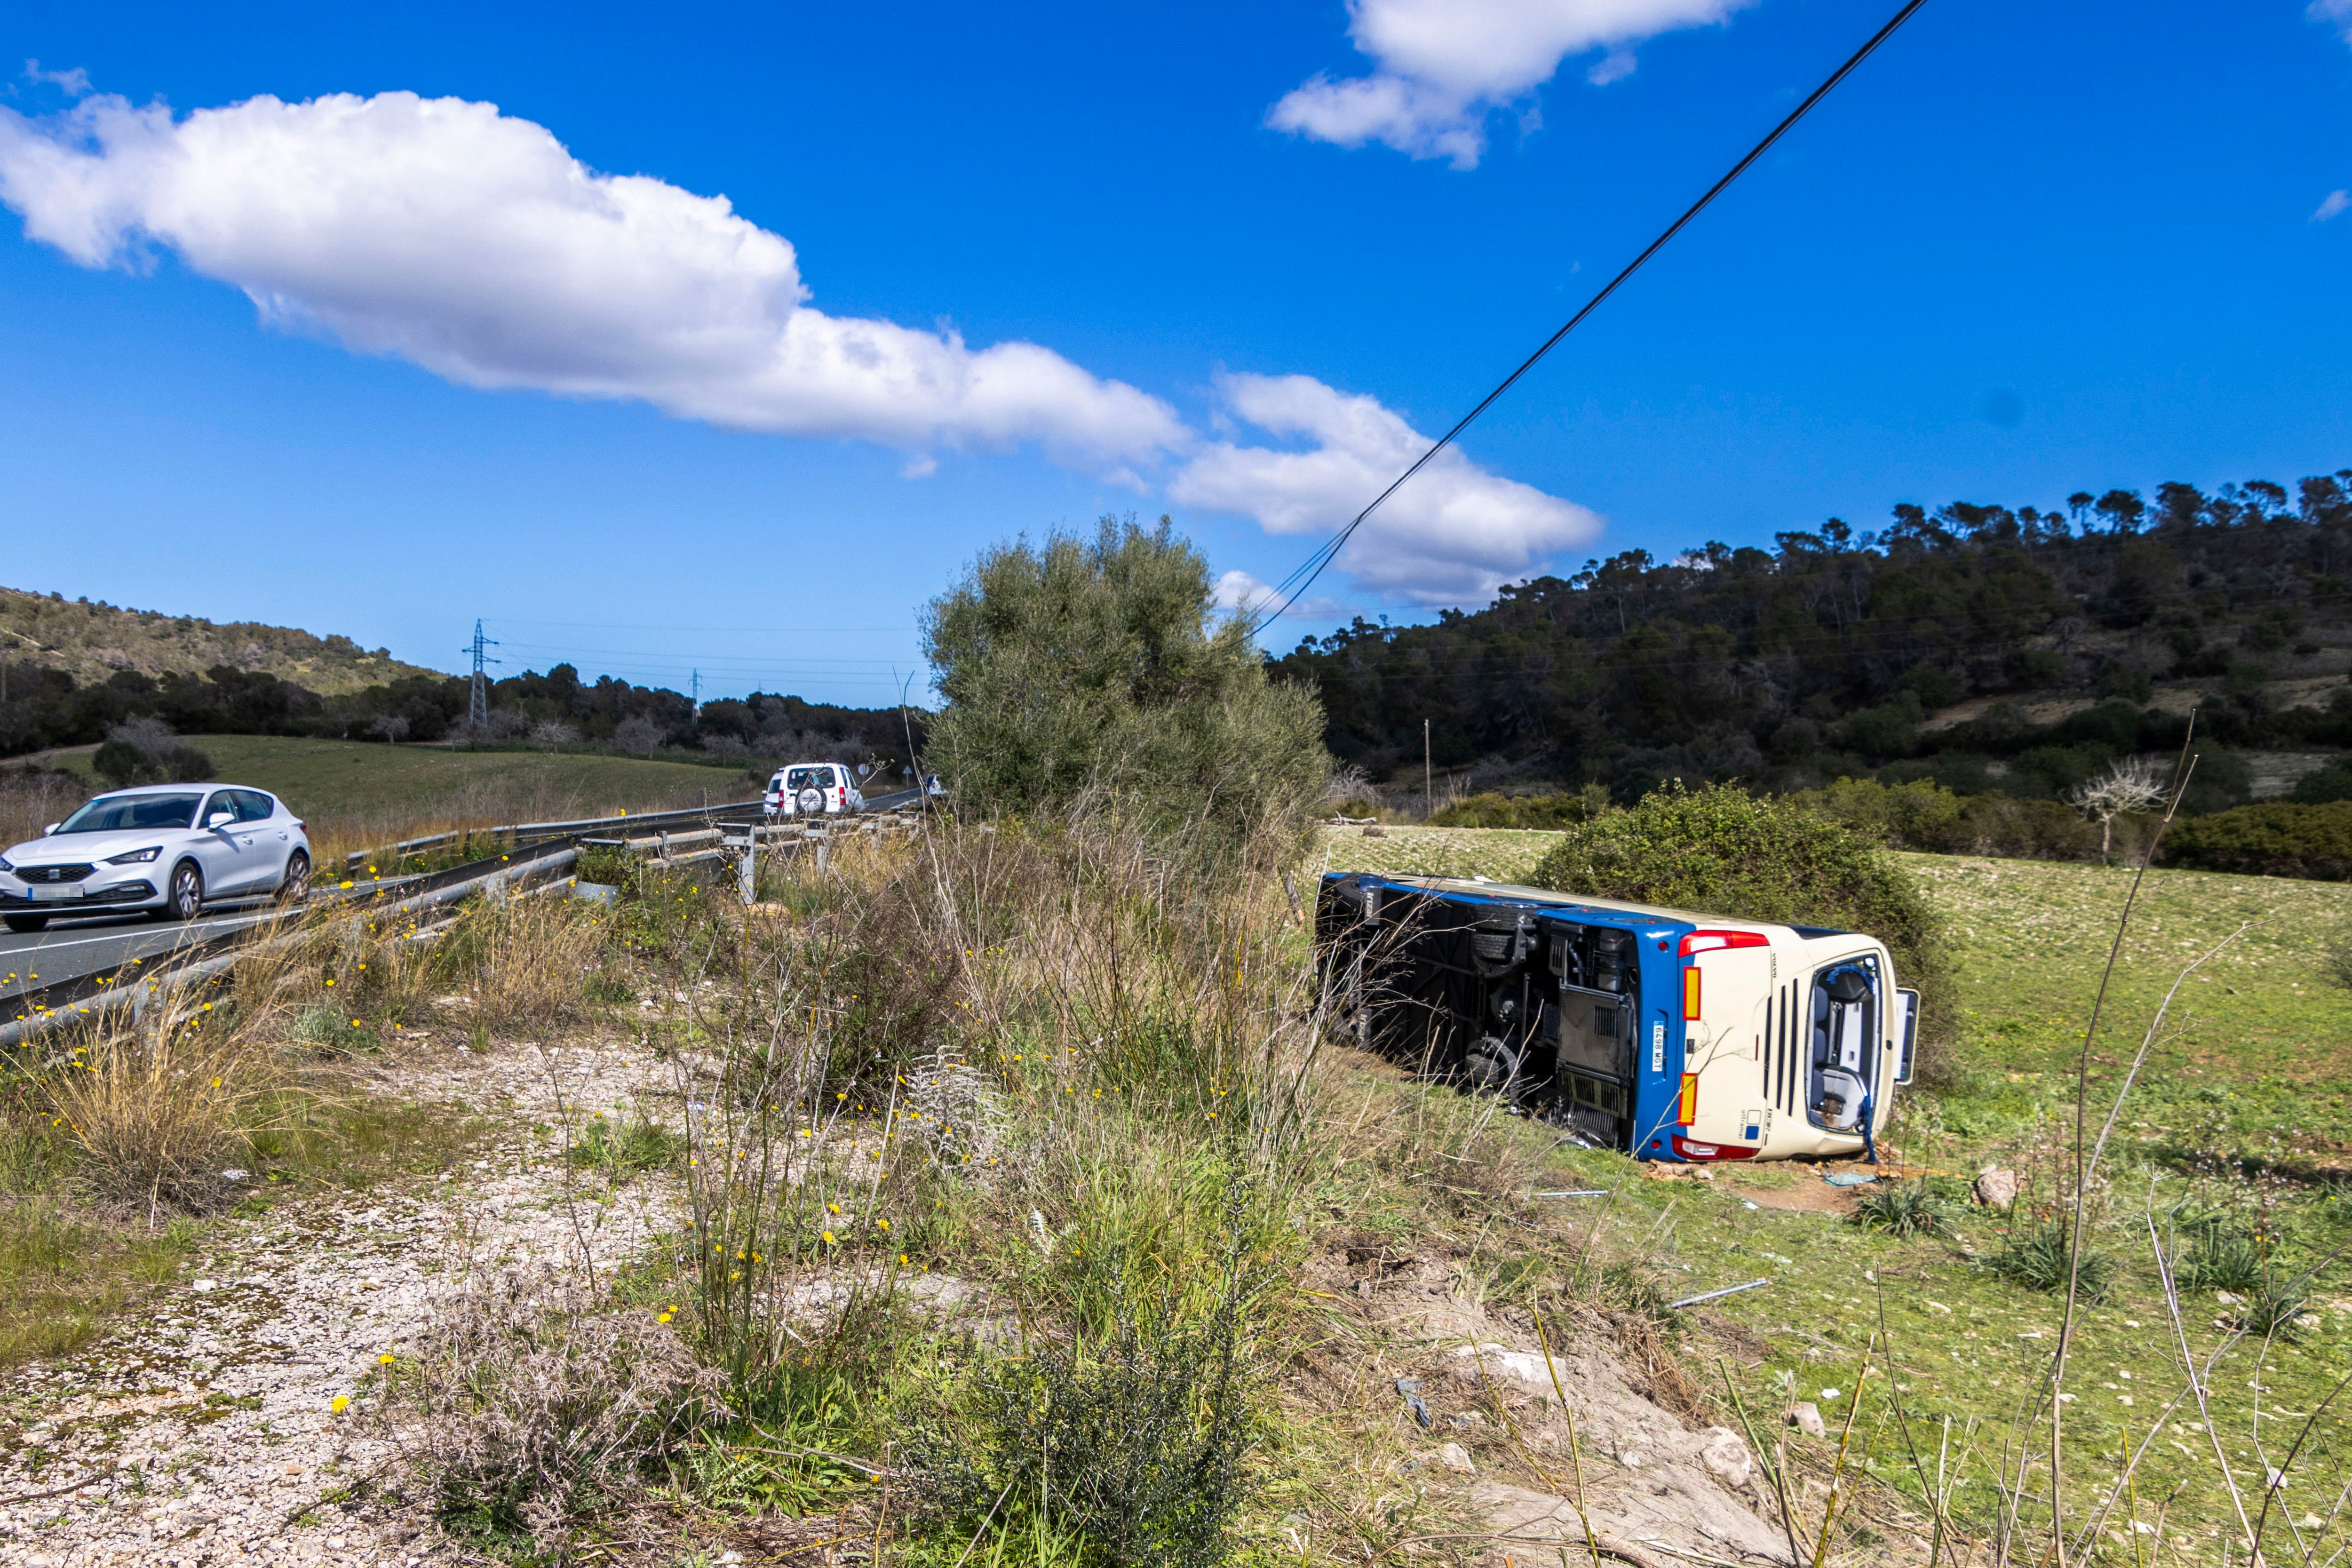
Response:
[0, 585, 440, 695]
[1277, 473, 2352, 809]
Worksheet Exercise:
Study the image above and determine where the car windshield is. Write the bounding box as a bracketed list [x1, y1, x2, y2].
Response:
[56, 792, 203, 833]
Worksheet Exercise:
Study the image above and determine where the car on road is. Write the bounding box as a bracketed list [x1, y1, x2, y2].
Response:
[0, 784, 312, 933]
[763, 762, 863, 819]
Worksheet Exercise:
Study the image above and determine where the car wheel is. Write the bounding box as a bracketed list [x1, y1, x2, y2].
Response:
[797, 787, 824, 814]
[277, 851, 311, 906]
[164, 861, 204, 922]
[3, 914, 46, 934]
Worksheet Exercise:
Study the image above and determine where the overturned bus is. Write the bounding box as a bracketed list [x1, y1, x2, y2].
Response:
[1316, 871, 1918, 1164]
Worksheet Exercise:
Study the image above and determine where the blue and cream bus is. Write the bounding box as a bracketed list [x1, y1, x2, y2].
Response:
[1315, 872, 1918, 1163]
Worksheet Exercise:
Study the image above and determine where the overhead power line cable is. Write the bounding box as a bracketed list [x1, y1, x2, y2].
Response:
[1247, 0, 1934, 633]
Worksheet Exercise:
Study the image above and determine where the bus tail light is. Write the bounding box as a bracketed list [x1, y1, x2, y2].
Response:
[1679, 929, 1769, 956]
[1671, 1134, 1759, 1161]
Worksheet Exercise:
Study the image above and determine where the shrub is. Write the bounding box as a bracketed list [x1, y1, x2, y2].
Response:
[399, 1266, 728, 1552]
[2291, 756, 2352, 805]
[920, 516, 1329, 862]
[93, 739, 214, 789]
[1529, 782, 1955, 1070]
[2163, 801, 2352, 880]
[1789, 777, 2106, 860]
[1430, 788, 1608, 829]
[909, 1247, 1259, 1568]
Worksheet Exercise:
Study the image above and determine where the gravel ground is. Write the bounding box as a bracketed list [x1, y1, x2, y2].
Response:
[0, 1035, 683, 1568]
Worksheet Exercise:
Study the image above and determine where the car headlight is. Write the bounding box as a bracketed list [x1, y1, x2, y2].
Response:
[0, 857, 11, 876]
[106, 846, 162, 865]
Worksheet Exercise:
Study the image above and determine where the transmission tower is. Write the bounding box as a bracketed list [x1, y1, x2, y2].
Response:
[462, 620, 501, 730]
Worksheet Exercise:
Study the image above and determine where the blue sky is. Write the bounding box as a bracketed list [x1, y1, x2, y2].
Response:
[3, 0, 2350, 704]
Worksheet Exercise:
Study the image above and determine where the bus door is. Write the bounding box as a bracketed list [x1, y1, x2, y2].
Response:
[1539, 915, 1639, 1149]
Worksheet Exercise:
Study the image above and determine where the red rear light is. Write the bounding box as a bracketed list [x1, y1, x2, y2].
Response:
[1671, 1134, 1758, 1161]
[1679, 929, 1768, 956]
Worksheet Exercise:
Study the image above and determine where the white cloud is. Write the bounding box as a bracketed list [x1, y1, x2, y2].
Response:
[1269, 0, 1755, 167]
[23, 60, 92, 97]
[2316, 188, 2351, 222]
[1173, 373, 1600, 606]
[1210, 568, 1349, 625]
[0, 89, 1184, 471]
[2314, 0, 2352, 45]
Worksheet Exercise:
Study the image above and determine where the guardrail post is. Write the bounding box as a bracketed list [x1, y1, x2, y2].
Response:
[736, 828, 756, 904]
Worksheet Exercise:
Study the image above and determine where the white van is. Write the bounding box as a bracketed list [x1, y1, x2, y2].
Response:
[765, 763, 863, 819]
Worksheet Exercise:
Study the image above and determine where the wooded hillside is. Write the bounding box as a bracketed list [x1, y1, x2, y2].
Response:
[1274, 473, 2352, 809]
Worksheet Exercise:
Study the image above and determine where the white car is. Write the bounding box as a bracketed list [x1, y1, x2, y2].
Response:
[763, 762, 863, 818]
[0, 784, 312, 933]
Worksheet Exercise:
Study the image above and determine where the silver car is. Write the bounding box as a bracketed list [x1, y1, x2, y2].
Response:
[0, 784, 312, 933]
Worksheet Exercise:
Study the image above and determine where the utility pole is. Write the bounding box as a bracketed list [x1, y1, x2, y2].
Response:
[461, 620, 501, 732]
[1424, 719, 1433, 821]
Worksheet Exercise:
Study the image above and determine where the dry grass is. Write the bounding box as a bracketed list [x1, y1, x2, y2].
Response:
[0, 766, 86, 848]
[45, 1002, 277, 1215]
[431, 890, 625, 1030]
[395, 1263, 729, 1553]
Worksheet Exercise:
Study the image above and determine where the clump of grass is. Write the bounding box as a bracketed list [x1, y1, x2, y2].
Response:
[2170, 1212, 2267, 1292]
[1851, 1180, 1951, 1239]
[44, 1010, 267, 1213]
[248, 1093, 495, 1190]
[432, 893, 614, 1030]
[567, 1114, 684, 1178]
[1988, 1213, 2115, 1300]
[2239, 1274, 2311, 1339]
[289, 1005, 382, 1055]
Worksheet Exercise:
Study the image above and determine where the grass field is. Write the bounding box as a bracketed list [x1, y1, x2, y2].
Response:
[36, 735, 760, 859]
[1317, 823, 2352, 1545]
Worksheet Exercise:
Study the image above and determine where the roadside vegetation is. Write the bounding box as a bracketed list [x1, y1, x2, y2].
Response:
[6, 515, 2349, 1566]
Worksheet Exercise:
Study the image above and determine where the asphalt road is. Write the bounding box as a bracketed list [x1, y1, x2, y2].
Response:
[2, 790, 930, 1006]
[0, 899, 285, 1004]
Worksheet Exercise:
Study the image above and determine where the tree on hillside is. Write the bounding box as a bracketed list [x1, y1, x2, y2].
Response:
[921, 516, 1328, 857]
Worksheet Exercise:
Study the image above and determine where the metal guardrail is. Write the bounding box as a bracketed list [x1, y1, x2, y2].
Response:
[346, 798, 766, 870]
[8, 788, 936, 1047]
[0, 840, 583, 1050]
[345, 787, 926, 870]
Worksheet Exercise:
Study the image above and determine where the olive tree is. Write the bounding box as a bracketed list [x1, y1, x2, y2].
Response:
[920, 516, 1328, 858]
